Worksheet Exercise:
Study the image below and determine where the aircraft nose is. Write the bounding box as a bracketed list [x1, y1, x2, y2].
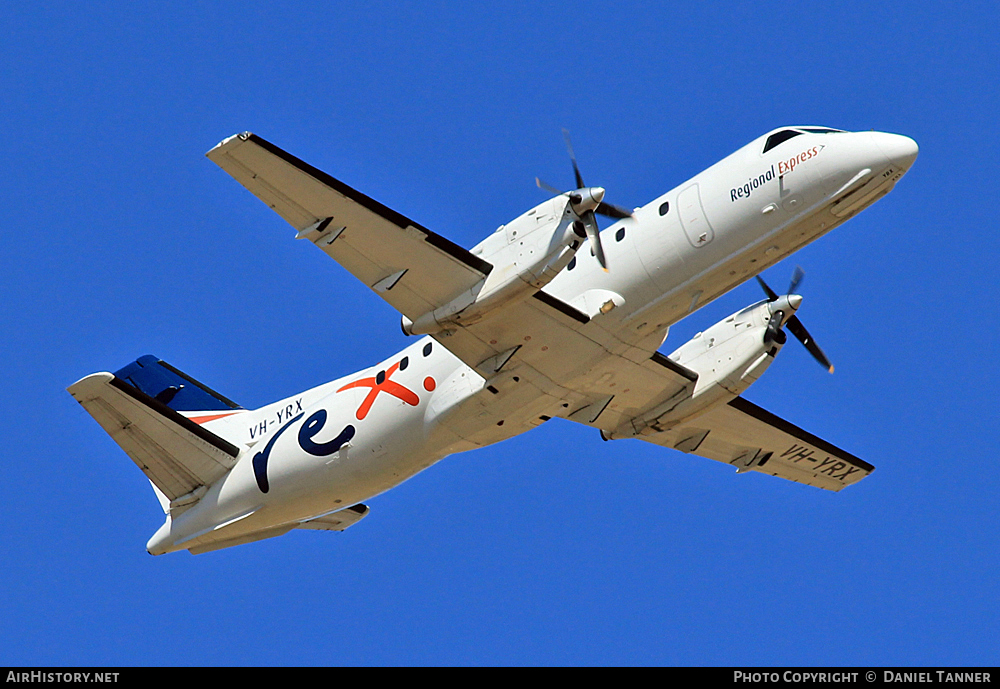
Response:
[872, 132, 919, 171]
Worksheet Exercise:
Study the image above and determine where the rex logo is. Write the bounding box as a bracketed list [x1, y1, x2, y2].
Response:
[337, 357, 434, 420]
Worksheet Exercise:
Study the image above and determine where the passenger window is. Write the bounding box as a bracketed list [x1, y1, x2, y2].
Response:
[659, 201, 669, 216]
[615, 228, 625, 242]
[567, 257, 576, 271]
[423, 342, 432, 357]
[762, 130, 802, 153]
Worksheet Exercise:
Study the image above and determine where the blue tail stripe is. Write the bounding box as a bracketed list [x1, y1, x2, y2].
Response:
[113, 355, 242, 412]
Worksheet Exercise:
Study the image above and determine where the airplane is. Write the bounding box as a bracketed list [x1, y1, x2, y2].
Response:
[68, 125, 918, 555]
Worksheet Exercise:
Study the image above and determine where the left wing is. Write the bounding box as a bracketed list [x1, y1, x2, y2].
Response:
[207, 133, 492, 321]
[630, 396, 873, 491]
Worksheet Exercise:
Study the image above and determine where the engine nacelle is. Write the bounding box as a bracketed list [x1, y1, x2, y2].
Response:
[403, 196, 582, 335]
[631, 299, 784, 433]
[670, 299, 781, 394]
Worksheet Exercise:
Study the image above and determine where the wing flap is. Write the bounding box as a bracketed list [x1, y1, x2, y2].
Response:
[637, 396, 873, 491]
[68, 373, 240, 501]
[207, 133, 491, 320]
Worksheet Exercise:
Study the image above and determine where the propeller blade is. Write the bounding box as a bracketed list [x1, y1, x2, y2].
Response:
[596, 200, 633, 219]
[582, 209, 608, 271]
[562, 128, 586, 190]
[755, 275, 780, 302]
[535, 177, 564, 196]
[788, 265, 805, 295]
[763, 311, 786, 346]
[786, 315, 834, 373]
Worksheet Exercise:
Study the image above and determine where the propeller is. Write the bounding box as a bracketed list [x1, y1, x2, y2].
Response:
[534, 129, 633, 271]
[755, 267, 834, 373]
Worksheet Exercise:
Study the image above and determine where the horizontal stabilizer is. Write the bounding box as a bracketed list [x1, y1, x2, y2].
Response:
[296, 504, 370, 531]
[68, 372, 241, 504]
[187, 525, 295, 555]
[184, 505, 370, 554]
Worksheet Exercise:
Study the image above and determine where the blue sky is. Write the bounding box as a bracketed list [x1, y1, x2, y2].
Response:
[3, 1, 999, 666]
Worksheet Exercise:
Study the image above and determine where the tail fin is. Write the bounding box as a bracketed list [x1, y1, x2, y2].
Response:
[113, 355, 243, 414]
[69, 355, 246, 513]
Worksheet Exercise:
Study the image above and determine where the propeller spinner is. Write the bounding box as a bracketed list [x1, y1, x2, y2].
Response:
[756, 267, 834, 373]
[535, 129, 632, 271]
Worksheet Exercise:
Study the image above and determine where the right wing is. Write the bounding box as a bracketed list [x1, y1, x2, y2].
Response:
[633, 396, 874, 491]
[207, 132, 492, 321]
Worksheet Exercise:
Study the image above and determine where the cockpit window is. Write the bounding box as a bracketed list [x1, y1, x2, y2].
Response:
[762, 129, 802, 153]
[799, 127, 844, 134]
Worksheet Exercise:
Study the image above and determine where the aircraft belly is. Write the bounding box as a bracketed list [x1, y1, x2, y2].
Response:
[444, 376, 565, 446]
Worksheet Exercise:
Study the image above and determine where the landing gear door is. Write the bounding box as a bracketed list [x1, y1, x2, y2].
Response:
[677, 183, 714, 248]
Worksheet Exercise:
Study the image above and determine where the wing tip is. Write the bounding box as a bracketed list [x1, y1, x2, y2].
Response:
[206, 131, 253, 158]
[67, 371, 115, 397]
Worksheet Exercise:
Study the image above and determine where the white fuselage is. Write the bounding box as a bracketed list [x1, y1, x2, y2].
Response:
[148, 127, 917, 554]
